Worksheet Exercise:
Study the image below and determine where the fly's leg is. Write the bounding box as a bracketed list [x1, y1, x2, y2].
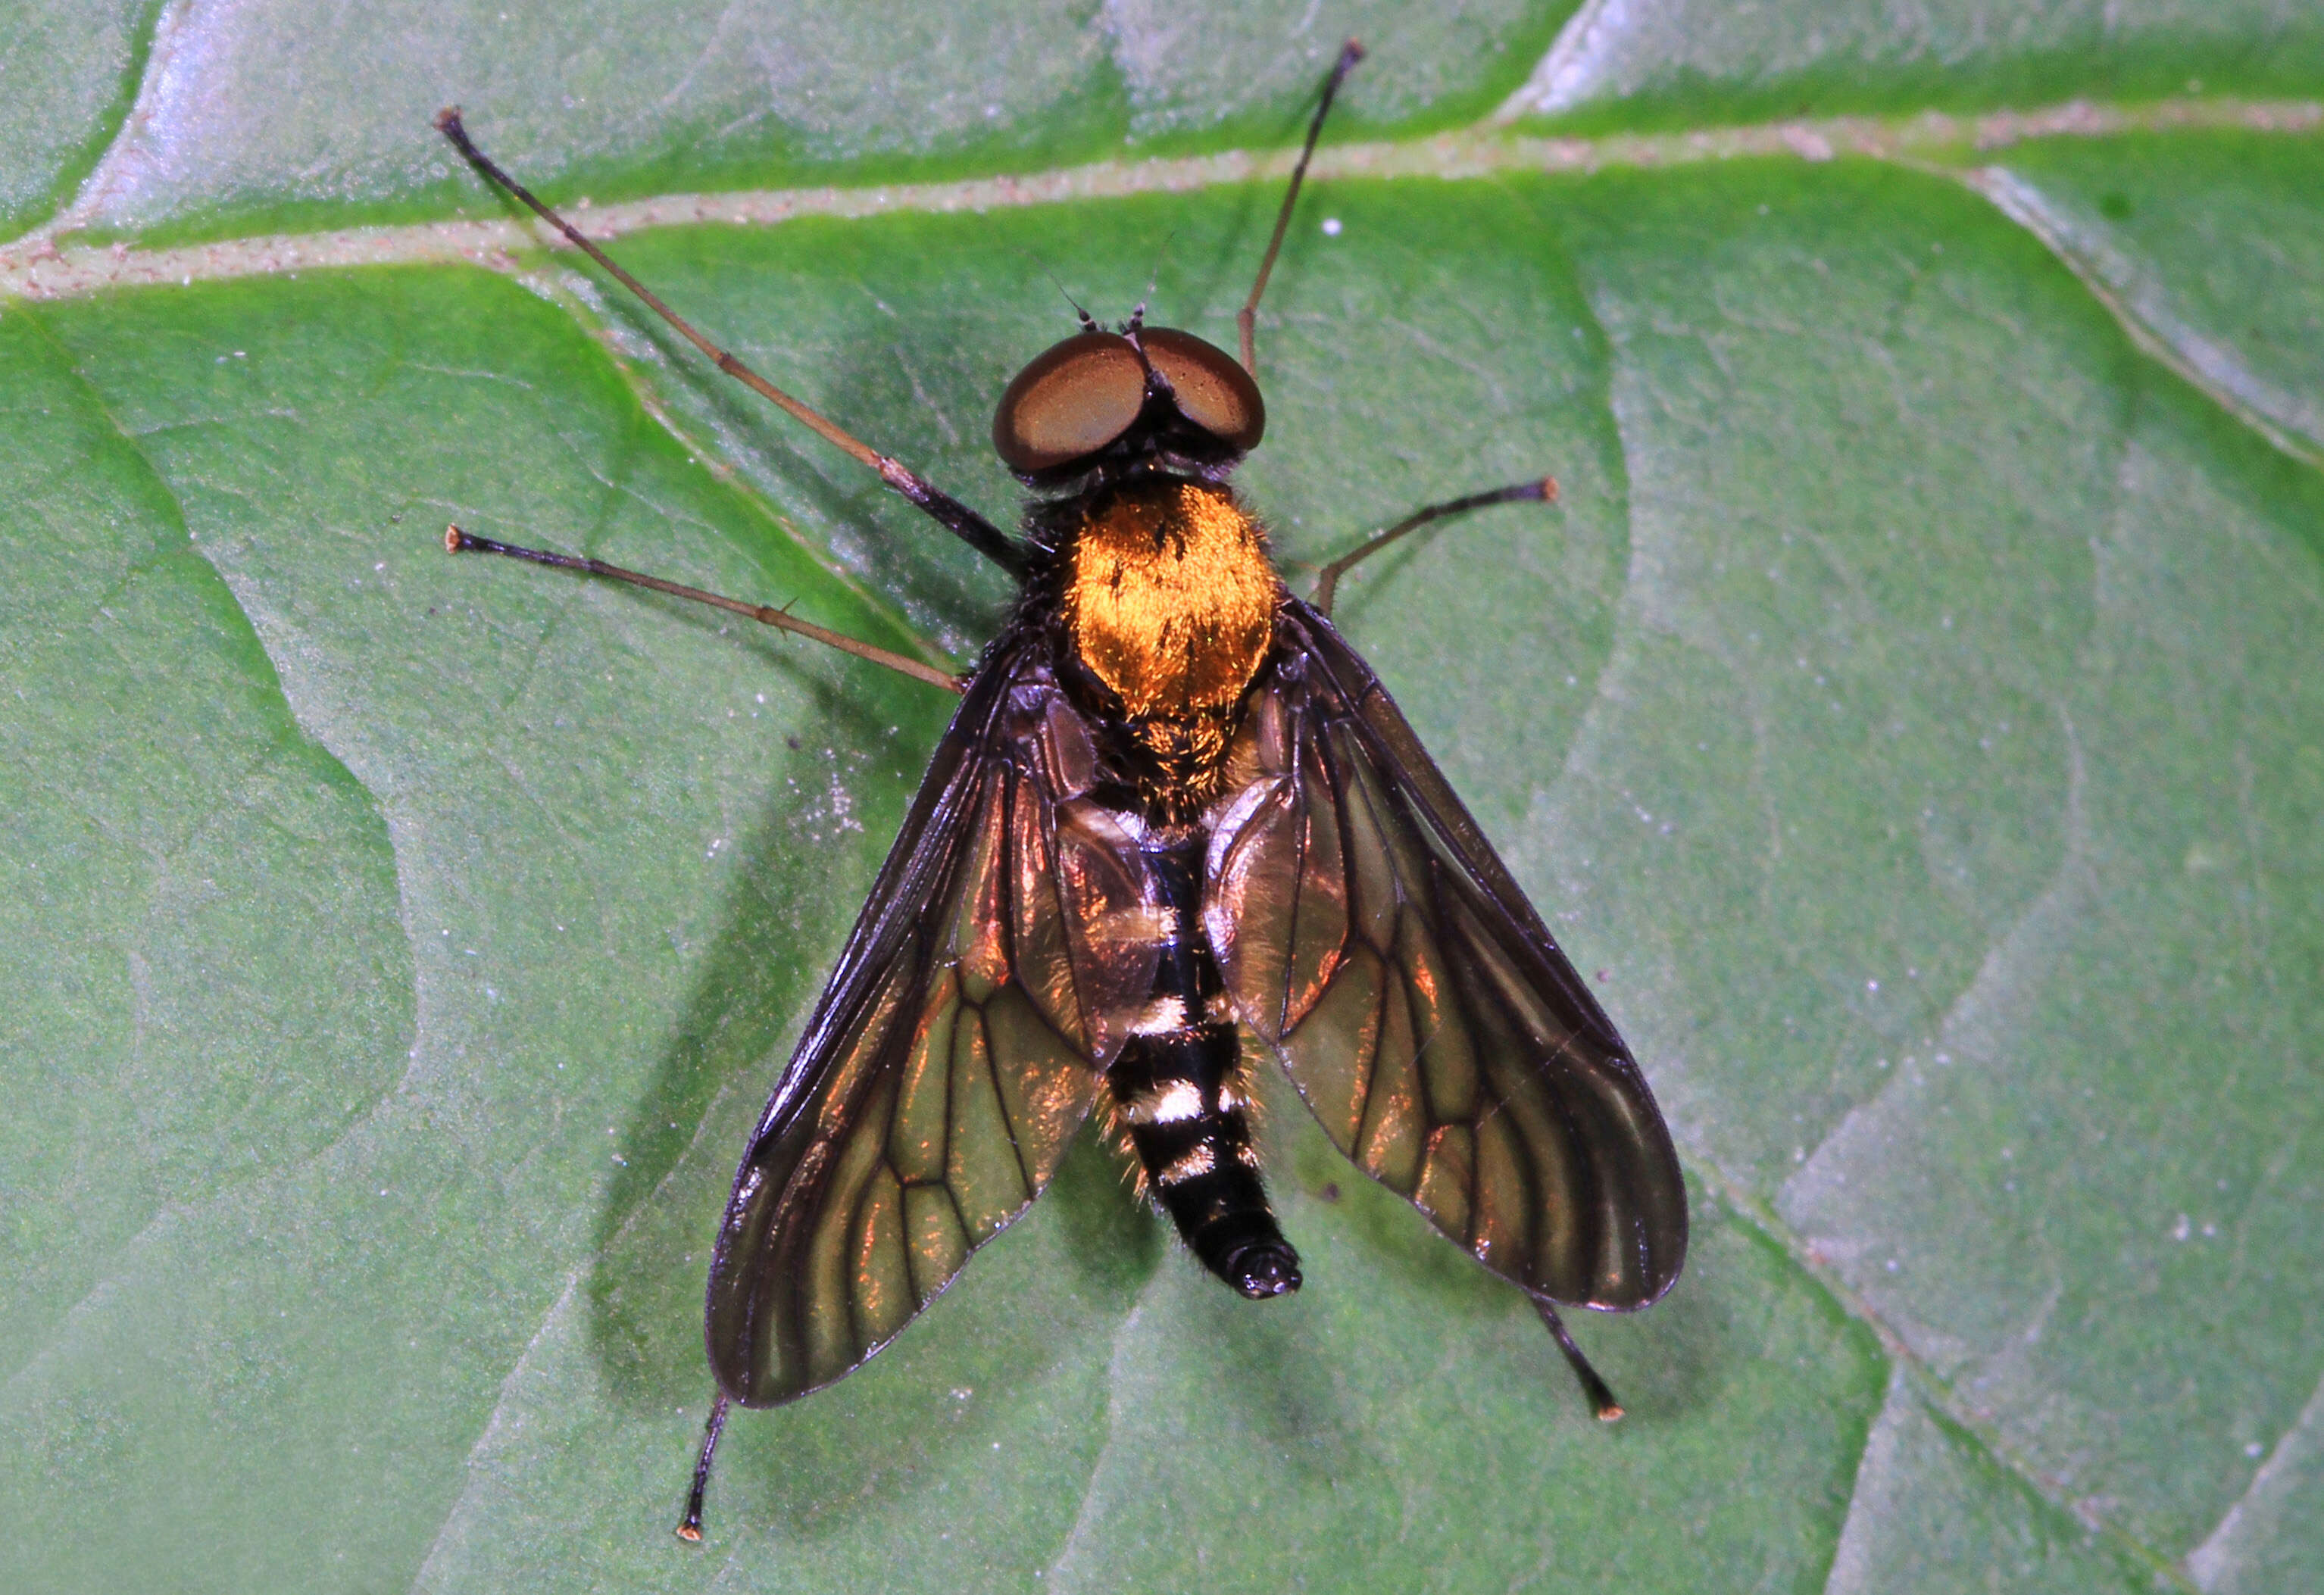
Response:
[1238, 39, 1365, 379]
[444, 526, 963, 694]
[1309, 477, 1557, 616]
[1535, 1298, 1625, 1422]
[675, 1392, 730, 1541]
[434, 110, 1023, 579]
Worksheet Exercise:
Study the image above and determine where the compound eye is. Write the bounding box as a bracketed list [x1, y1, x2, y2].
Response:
[992, 331, 1146, 472]
[1142, 327, 1264, 454]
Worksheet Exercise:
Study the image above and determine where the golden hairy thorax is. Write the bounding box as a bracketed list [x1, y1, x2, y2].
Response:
[1060, 479, 1279, 807]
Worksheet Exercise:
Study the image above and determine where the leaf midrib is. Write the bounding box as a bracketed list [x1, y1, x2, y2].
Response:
[3, 92, 2316, 299]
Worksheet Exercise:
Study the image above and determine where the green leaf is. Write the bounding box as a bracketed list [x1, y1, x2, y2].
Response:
[1503, 0, 2324, 129]
[0, 0, 150, 239]
[2, 5, 2319, 1593]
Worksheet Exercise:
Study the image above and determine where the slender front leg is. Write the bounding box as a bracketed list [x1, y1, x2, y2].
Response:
[434, 110, 1025, 581]
[1237, 39, 1366, 380]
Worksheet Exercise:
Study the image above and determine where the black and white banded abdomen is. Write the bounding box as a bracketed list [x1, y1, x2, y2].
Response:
[1104, 826, 1299, 1298]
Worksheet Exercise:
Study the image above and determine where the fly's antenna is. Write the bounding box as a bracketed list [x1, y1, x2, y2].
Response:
[1237, 38, 1365, 378]
[1026, 251, 1097, 328]
[1143, 227, 1180, 307]
[433, 108, 1023, 578]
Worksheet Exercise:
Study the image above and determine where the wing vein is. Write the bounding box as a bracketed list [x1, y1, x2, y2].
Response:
[1226, 603, 1685, 1307]
[705, 635, 1110, 1403]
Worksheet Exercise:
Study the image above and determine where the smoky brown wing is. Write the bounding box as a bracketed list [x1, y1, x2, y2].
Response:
[1207, 601, 1687, 1309]
[706, 638, 1143, 1406]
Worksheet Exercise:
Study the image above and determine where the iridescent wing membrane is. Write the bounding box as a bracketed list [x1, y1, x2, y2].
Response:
[1207, 602, 1688, 1309]
[706, 635, 1165, 1406]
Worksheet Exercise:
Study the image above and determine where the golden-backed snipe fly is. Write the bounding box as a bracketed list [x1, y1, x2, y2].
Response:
[435, 41, 1686, 1541]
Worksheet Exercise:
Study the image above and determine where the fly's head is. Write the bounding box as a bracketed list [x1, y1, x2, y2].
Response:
[992, 311, 1264, 494]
